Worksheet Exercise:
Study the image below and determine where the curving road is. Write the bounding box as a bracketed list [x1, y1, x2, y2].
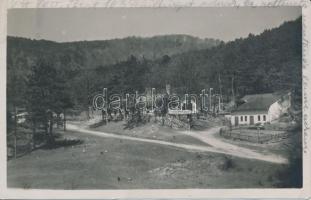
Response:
[67, 124, 288, 164]
[179, 127, 288, 164]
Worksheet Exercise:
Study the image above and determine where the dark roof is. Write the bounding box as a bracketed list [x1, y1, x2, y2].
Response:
[232, 93, 283, 114]
[231, 110, 268, 115]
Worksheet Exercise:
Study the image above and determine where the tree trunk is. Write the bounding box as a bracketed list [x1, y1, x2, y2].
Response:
[63, 110, 66, 131]
[45, 123, 48, 137]
[49, 119, 54, 142]
[14, 135, 17, 159]
[86, 75, 90, 120]
[14, 106, 17, 159]
[56, 113, 60, 128]
[47, 112, 55, 145]
[86, 106, 90, 120]
[218, 73, 223, 112]
[102, 110, 105, 121]
[231, 75, 235, 102]
[32, 120, 36, 149]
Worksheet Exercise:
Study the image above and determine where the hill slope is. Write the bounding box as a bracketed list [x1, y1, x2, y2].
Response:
[144, 17, 302, 100]
[7, 34, 220, 108]
[7, 34, 220, 71]
[7, 17, 302, 113]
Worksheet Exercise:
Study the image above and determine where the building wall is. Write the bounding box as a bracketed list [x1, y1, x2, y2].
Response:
[268, 94, 291, 122]
[230, 113, 269, 126]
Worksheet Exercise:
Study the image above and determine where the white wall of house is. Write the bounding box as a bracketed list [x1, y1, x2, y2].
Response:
[230, 113, 269, 126]
[268, 95, 291, 122]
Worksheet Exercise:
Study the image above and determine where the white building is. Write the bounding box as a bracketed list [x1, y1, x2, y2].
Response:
[230, 92, 291, 126]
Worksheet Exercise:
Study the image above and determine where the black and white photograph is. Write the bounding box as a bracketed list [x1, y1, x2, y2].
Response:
[3, 2, 307, 192]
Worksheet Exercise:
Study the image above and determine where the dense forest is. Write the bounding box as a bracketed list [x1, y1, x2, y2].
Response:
[87, 17, 302, 106]
[7, 17, 302, 123]
[150, 17, 301, 97]
[7, 35, 220, 111]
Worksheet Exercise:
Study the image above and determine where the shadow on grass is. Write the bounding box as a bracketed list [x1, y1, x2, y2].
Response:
[89, 120, 107, 128]
[40, 138, 84, 150]
[8, 138, 84, 160]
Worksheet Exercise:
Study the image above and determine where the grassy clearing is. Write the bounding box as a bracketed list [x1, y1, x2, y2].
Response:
[91, 121, 209, 146]
[8, 130, 294, 189]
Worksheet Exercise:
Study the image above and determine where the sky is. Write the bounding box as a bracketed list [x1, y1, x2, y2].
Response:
[8, 7, 301, 42]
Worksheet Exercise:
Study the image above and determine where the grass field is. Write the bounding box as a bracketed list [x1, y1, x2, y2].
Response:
[7, 129, 293, 189]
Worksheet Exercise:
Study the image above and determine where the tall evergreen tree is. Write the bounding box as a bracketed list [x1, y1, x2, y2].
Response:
[26, 59, 73, 146]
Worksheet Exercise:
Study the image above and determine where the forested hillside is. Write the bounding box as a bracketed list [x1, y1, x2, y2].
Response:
[148, 17, 302, 97]
[7, 34, 220, 72]
[7, 17, 301, 115]
[94, 17, 302, 107]
[7, 35, 220, 110]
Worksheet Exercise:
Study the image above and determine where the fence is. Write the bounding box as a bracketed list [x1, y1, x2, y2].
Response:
[219, 127, 289, 143]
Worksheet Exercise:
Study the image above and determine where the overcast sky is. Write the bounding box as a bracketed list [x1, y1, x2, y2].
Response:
[8, 7, 301, 42]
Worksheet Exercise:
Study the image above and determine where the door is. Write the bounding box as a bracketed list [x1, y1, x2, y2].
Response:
[250, 116, 254, 125]
[234, 116, 239, 126]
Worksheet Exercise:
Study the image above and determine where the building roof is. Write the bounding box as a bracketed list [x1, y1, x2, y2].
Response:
[232, 93, 283, 114]
[231, 110, 268, 115]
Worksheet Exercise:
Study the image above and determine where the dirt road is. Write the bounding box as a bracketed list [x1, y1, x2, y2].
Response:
[179, 127, 288, 164]
[67, 124, 288, 164]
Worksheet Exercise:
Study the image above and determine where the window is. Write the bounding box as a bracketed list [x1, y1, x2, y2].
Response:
[240, 116, 243, 122]
[258, 115, 261, 121]
[245, 116, 247, 121]
[263, 115, 266, 121]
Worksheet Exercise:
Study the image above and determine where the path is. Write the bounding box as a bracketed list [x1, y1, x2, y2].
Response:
[179, 127, 288, 164]
[67, 124, 288, 164]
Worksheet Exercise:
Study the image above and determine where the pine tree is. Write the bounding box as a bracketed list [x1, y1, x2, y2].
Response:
[26, 59, 73, 146]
